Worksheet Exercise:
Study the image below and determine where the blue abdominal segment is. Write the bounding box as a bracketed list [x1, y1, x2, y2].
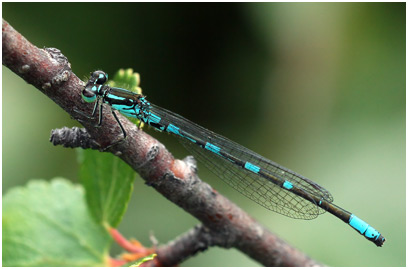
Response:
[282, 181, 293, 190]
[349, 214, 381, 240]
[244, 162, 260, 174]
[204, 142, 222, 156]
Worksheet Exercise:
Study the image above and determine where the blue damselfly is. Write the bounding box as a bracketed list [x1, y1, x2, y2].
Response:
[79, 70, 385, 247]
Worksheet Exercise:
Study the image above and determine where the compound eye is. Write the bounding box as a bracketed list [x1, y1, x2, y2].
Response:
[91, 71, 108, 84]
[81, 87, 97, 103]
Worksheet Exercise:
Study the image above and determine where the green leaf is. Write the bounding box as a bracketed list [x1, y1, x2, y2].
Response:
[130, 253, 157, 267]
[3, 178, 111, 266]
[78, 149, 135, 227]
[109, 68, 142, 94]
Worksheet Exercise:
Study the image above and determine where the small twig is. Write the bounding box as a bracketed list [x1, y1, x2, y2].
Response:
[3, 18, 322, 266]
[50, 127, 100, 149]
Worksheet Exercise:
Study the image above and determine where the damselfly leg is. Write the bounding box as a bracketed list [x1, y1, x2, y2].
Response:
[74, 99, 127, 151]
[73, 97, 100, 124]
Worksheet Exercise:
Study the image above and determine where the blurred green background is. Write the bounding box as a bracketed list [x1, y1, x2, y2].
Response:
[3, 3, 405, 267]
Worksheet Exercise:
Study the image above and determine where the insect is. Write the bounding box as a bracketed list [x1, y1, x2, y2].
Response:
[79, 70, 385, 246]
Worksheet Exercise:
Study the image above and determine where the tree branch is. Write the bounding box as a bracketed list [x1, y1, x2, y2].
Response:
[3, 18, 322, 266]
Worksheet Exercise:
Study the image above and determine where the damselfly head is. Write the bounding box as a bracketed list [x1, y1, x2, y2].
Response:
[81, 85, 97, 103]
[91, 70, 108, 85]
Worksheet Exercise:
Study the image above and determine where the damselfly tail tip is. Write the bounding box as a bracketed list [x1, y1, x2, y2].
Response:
[374, 235, 385, 247]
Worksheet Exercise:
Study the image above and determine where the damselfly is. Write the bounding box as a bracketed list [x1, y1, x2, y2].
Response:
[79, 70, 385, 247]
